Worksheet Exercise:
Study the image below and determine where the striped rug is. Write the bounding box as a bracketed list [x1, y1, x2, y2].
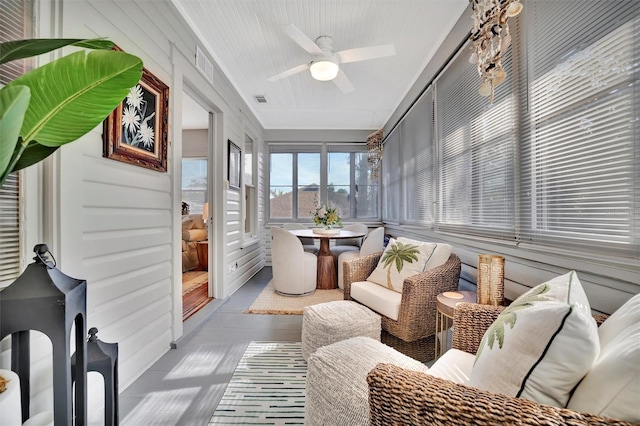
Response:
[208, 342, 306, 425]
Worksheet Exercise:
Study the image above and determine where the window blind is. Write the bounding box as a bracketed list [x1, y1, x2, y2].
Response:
[0, 0, 30, 285]
[401, 87, 435, 225]
[519, 1, 639, 257]
[435, 39, 516, 241]
[382, 128, 401, 223]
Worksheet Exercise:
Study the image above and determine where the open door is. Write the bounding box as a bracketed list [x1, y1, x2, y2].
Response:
[180, 91, 213, 321]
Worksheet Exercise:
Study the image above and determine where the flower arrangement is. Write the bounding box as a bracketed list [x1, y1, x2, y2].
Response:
[312, 204, 342, 229]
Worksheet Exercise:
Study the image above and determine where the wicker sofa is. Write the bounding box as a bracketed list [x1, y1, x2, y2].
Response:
[366, 303, 635, 426]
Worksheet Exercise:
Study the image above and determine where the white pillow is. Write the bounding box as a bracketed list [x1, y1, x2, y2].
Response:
[366, 238, 451, 293]
[567, 293, 640, 422]
[397, 238, 452, 269]
[470, 271, 599, 408]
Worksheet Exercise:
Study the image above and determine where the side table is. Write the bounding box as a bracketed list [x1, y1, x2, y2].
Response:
[434, 290, 477, 360]
[196, 241, 208, 271]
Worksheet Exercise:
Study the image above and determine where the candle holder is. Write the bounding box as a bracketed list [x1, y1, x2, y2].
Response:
[477, 254, 505, 306]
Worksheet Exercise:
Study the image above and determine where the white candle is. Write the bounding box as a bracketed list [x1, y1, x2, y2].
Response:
[0, 369, 22, 426]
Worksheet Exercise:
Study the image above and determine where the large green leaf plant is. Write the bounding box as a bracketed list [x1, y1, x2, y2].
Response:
[0, 38, 143, 187]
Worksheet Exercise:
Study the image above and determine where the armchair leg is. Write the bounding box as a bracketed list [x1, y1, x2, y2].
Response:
[381, 331, 436, 363]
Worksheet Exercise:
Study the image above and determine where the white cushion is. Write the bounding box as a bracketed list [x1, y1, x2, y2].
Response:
[366, 238, 452, 293]
[568, 293, 640, 422]
[397, 237, 452, 270]
[470, 271, 599, 408]
[350, 281, 401, 321]
[427, 349, 475, 385]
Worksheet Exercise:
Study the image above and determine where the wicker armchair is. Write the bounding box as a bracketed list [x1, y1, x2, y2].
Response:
[343, 252, 461, 361]
[367, 303, 633, 426]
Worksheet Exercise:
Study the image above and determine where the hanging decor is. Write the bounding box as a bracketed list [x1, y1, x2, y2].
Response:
[367, 129, 384, 179]
[469, 0, 523, 102]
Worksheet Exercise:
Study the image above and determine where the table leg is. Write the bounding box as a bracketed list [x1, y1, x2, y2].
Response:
[316, 238, 336, 290]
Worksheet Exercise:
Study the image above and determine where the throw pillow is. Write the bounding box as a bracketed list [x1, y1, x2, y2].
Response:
[397, 237, 452, 270]
[366, 238, 450, 293]
[469, 271, 599, 408]
[567, 293, 640, 422]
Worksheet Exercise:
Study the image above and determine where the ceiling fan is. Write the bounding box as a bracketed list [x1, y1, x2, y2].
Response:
[267, 24, 396, 93]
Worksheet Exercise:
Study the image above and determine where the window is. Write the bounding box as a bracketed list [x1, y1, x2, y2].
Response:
[0, 0, 32, 286]
[269, 144, 378, 221]
[435, 42, 516, 240]
[383, 0, 638, 263]
[181, 159, 207, 214]
[244, 135, 257, 237]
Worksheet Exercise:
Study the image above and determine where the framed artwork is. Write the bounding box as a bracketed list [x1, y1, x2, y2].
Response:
[103, 54, 169, 172]
[228, 140, 241, 191]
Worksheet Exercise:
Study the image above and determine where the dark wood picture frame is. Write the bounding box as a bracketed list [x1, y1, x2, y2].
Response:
[228, 140, 241, 191]
[103, 54, 169, 172]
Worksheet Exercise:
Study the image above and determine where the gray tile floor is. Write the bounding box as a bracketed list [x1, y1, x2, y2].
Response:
[119, 266, 301, 426]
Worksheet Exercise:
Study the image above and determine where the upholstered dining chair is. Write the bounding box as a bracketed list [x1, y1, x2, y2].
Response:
[337, 227, 385, 290]
[343, 249, 461, 361]
[282, 223, 318, 254]
[331, 223, 368, 267]
[271, 227, 317, 296]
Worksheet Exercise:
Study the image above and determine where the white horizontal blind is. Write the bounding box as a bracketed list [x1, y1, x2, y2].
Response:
[0, 0, 30, 285]
[382, 128, 401, 223]
[0, 175, 20, 285]
[435, 40, 516, 240]
[402, 87, 435, 225]
[519, 1, 639, 257]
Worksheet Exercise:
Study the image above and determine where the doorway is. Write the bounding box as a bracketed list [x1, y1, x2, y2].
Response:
[180, 91, 213, 321]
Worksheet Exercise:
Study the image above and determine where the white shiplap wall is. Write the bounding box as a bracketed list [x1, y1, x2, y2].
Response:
[0, 0, 266, 421]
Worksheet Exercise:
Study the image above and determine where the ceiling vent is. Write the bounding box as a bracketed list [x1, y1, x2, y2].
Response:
[255, 95, 267, 104]
[195, 46, 214, 83]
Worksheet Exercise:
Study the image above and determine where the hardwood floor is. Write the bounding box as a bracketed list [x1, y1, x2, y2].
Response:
[182, 271, 213, 321]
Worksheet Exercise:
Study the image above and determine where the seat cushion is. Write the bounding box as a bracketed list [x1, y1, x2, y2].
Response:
[567, 293, 640, 422]
[366, 238, 452, 293]
[470, 271, 599, 408]
[351, 281, 402, 321]
[428, 348, 475, 385]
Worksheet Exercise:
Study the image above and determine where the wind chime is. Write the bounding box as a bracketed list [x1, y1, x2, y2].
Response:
[469, 0, 523, 102]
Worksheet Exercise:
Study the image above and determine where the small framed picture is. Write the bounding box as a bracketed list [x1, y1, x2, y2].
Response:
[103, 48, 169, 172]
[228, 140, 241, 190]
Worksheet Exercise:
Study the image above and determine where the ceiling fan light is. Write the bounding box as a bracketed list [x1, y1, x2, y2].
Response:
[310, 59, 339, 81]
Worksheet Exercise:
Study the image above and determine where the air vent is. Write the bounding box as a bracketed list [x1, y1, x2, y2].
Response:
[255, 95, 267, 104]
[195, 46, 214, 83]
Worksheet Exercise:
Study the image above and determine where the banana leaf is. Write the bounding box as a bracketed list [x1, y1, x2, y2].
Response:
[0, 85, 30, 180]
[0, 38, 114, 65]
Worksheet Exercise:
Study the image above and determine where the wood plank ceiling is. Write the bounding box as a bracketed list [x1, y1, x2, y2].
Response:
[173, 0, 469, 130]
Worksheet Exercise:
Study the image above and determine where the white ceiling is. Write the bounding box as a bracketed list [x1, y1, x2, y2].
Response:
[173, 0, 468, 130]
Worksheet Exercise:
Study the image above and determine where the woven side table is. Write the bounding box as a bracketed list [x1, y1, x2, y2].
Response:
[302, 300, 381, 361]
[434, 291, 477, 360]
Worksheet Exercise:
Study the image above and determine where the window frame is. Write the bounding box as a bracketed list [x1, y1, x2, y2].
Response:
[267, 142, 381, 223]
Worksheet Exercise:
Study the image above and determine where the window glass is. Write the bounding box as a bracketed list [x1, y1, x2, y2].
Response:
[270, 153, 293, 219]
[328, 152, 351, 219]
[181, 159, 207, 214]
[297, 153, 320, 218]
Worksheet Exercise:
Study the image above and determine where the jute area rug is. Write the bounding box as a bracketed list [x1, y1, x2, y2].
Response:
[208, 341, 306, 425]
[245, 281, 343, 315]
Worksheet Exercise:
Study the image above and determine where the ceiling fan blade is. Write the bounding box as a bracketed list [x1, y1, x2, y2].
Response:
[283, 24, 323, 55]
[336, 44, 396, 64]
[333, 69, 354, 94]
[267, 63, 309, 82]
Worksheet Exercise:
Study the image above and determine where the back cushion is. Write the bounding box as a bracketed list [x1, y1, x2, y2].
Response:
[567, 294, 640, 422]
[366, 238, 451, 293]
[470, 271, 599, 408]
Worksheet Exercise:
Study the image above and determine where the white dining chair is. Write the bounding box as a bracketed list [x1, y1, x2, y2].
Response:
[271, 227, 317, 296]
[337, 226, 385, 290]
[283, 223, 319, 254]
